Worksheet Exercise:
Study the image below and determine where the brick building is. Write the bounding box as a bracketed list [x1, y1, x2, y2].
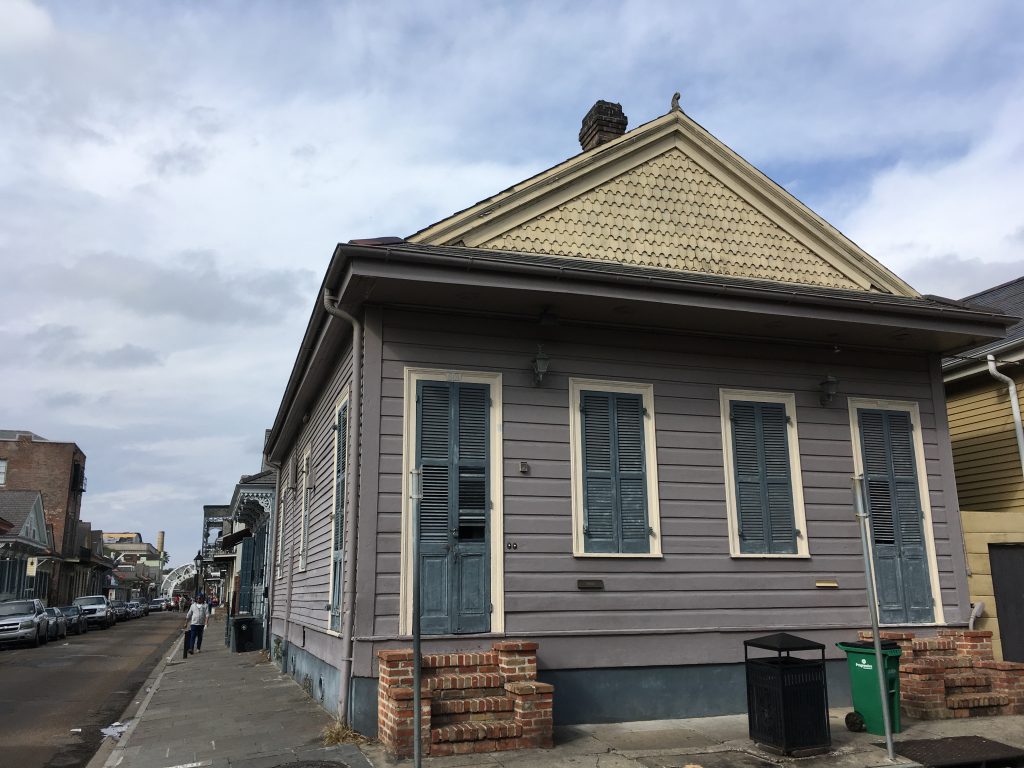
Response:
[0, 430, 88, 604]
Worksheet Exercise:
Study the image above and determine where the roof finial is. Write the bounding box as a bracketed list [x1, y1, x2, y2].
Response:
[670, 92, 681, 112]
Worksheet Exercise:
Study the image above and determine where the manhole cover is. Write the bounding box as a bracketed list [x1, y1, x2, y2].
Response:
[886, 736, 1024, 767]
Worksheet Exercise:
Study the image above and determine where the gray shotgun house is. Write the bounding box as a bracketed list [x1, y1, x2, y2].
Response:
[263, 99, 1012, 732]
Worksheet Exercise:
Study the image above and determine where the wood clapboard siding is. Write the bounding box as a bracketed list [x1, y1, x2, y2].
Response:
[947, 374, 1024, 511]
[271, 341, 354, 636]
[370, 307, 963, 648]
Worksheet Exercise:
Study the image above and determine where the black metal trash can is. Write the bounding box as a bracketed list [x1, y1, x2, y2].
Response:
[744, 632, 831, 757]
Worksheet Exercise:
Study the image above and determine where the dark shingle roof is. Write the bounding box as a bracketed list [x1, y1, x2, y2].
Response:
[0, 491, 42, 531]
[957, 275, 1024, 358]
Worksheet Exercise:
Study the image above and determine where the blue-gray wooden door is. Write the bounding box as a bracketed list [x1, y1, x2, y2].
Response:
[416, 381, 490, 635]
[858, 409, 934, 624]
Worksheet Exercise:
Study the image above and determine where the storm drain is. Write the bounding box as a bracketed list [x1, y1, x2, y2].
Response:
[889, 736, 1024, 768]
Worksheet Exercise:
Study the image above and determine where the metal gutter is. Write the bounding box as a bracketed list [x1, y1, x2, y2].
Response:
[342, 242, 1012, 327]
[987, 355, 1024, 481]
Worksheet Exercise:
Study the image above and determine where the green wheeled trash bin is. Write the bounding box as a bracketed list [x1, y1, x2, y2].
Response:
[836, 641, 902, 735]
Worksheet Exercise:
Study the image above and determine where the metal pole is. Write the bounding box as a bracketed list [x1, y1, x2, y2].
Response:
[852, 476, 895, 761]
[410, 468, 423, 768]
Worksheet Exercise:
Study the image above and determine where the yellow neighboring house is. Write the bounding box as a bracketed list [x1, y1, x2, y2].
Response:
[944, 276, 1024, 662]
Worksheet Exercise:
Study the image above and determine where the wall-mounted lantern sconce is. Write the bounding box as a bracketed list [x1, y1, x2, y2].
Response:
[819, 375, 839, 406]
[532, 344, 550, 386]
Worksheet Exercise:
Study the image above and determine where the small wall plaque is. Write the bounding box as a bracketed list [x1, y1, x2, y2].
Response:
[577, 579, 604, 590]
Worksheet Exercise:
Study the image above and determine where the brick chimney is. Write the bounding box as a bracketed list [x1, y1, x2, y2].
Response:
[579, 100, 627, 152]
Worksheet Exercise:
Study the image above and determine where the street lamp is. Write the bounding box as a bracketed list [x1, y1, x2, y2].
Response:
[194, 550, 203, 599]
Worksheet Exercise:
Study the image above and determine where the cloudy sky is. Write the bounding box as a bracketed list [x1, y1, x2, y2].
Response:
[2, 0, 1023, 568]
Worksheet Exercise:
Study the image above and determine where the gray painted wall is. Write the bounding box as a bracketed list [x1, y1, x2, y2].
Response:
[268, 303, 968, 724]
[360, 307, 966, 671]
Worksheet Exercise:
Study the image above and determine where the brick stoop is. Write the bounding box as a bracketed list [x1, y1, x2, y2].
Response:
[860, 629, 1024, 720]
[377, 641, 554, 758]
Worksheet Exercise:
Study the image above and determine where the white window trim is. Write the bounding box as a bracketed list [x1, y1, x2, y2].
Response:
[0, 458, 7, 485]
[326, 388, 350, 636]
[847, 397, 945, 626]
[298, 446, 311, 572]
[399, 367, 504, 635]
[720, 389, 810, 559]
[569, 378, 663, 559]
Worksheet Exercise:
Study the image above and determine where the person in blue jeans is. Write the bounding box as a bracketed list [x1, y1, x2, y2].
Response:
[184, 594, 209, 655]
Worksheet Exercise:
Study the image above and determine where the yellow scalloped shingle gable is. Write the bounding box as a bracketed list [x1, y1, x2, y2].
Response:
[480, 148, 861, 290]
[410, 103, 918, 297]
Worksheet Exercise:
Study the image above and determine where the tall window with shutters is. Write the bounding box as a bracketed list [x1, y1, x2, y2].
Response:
[720, 390, 809, 558]
[329, 397, 349, 633]
[570, 379, 662, 557]
[852, 403, 937, 624]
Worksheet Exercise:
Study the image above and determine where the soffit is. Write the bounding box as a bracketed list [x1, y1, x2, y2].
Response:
[409, 110, 917, 297]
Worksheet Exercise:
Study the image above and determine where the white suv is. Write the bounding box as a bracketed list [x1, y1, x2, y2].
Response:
[73, 595, 115, 629]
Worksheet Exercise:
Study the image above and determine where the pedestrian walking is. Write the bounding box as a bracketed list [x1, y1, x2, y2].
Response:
[184, 593, 209, 655]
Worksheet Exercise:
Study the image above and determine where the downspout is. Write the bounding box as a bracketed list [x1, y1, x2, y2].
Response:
[323, 290, 362, 724]
[987, 355, 1024, 480]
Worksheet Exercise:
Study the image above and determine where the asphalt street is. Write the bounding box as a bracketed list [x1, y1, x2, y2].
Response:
[0, 609, 182, 768]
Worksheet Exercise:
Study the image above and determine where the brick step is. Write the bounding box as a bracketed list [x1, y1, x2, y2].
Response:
[432, 721, 522, 744]
[946, 693, 1010, 710]
[912, 638, 957, 654]
[425, 672, 504, 693]
[944, 674, 992, 694]
[433, 695, 515, 726]
[904, 656, 974, 671]
[421, 651, 499, 676]
[433, 695, 515, 716]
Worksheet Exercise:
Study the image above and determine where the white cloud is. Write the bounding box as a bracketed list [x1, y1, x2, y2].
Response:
[0, 0, 53, 53]
[841, 94, 1024, 297]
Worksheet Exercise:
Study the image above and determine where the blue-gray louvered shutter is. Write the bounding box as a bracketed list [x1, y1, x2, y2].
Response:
[616, 394, 650, 553]
[581, 391, 650, 554]
[417, 381, 452, 634]
[859, 409, 934, 624]
[330, 402, 348, 632]
[239, 536, 255, 613]
[453, 384, 489, 633]
[582, 392, 616, 553]
[730, 401, 797, 555]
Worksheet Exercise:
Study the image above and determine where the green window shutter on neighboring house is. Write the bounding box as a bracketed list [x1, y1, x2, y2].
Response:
[730, 401, 797, 555]
[581, 391, 650, 554]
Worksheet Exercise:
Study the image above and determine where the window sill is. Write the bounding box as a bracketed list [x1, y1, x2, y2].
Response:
[572, 551, 664, 559]
[729, 552, 811, 560]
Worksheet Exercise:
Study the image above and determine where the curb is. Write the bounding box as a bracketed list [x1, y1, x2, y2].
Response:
[85, 627, 187, 768]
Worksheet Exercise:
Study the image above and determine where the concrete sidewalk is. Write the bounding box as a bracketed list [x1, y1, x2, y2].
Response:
[89, 614, 371, 768]
[89, 616, 1024, 768]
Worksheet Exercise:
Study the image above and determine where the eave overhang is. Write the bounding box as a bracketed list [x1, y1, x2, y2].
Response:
[266, 242, 1014, 462]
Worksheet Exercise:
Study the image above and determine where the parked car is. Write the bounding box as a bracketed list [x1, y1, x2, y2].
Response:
[110, 600, 129, 621]
[126, 601, 143, 618]
[60, 605, 88, 635]
[44, 607, 67, 640]
[148, 598, 166, 612]
[0, 599, 49, 647]
[72, 595, 115, 629]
